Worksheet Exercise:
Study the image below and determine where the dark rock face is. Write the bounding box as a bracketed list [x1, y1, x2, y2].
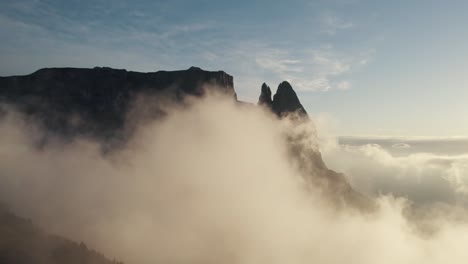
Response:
[0, 67, 235, 140]
[258, 80, 373, 210]
[272, 81, 307, 116]
[258, 81, 307, 117]
[286, 128, 374, 210]
[258, 83, 273, 109]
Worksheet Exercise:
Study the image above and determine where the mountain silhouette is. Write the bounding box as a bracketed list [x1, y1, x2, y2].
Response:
[0, 66, 373, 263]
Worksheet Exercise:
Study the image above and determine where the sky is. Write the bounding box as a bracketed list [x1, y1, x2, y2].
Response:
[1, 0, 467, 137]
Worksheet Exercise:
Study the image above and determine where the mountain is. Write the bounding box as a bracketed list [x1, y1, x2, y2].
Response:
[0, 66, 235, 141]
[258, 83, 273, 109]
[0, 66, 373, 263]
[258, 81, 307, 117]
[0, 66, 371, 209]
[257, 81, 372, 210]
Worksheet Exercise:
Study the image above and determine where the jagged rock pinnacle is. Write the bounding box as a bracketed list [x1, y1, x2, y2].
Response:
[258, 83, 273, 109]
[264, 81, 307, 117]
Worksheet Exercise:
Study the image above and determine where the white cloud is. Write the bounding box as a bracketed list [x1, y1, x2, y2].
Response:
[255, 49, 304, 74]
[319, 13, 354, 35]
[160, 22, 215, 39]
[322, 141, 468, 206]
[254, 46, 372, 92]
[0, 1, 373, 97]
[392, 143, 411, 149]
[4, 97, 468, 263]
[337, 80, 352, 90]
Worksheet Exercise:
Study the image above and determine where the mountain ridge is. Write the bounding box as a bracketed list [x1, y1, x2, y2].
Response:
[0, 66, 373, 263]
[0, 66, 235, 141]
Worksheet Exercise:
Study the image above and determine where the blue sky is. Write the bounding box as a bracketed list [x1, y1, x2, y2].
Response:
[1, 0, 467, 137]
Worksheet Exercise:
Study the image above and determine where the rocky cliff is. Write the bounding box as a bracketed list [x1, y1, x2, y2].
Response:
[258, 83, 273, 109]
[0, 66, 373, 263]
[258, 81, 307, 117]
[257, 81, 372, 210]
[0, 66, 235, 140]
[0, 66, 371, 209]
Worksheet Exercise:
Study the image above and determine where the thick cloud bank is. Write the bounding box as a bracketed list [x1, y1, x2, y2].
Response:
[322, 137, 468, 207]
[1, 94, 468, 263]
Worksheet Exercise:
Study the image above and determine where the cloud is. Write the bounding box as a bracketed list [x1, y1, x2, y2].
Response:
[392, 142, 411, 149]
[0, 0, 218, 75]
[0, 1, 375, 98]
[322, 140, 468, 207]
[255, 49, 304, 74]
[319, 13, 354, 35]
[336, 80, 352, 90]
[2, 94, 468, 263]
[255, 46, 372, 92]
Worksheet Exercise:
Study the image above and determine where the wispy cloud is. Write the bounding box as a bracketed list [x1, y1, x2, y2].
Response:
[255, 46, 373, 92]
[0, 0, 375, 98]
[336, 80, 352, 90]
[0, 0, 220, 74]
[319, 12, 354, 35]
[255, 49, 304, 74]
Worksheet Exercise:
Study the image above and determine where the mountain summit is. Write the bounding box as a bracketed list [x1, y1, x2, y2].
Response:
[258, 83, 273, 109]
[258, 81, 307, 117]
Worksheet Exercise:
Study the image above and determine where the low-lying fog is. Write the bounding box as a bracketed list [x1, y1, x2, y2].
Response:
[1, 93, 468, 264]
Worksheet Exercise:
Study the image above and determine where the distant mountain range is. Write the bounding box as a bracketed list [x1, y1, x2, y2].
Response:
[0, 66, 371, 263]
